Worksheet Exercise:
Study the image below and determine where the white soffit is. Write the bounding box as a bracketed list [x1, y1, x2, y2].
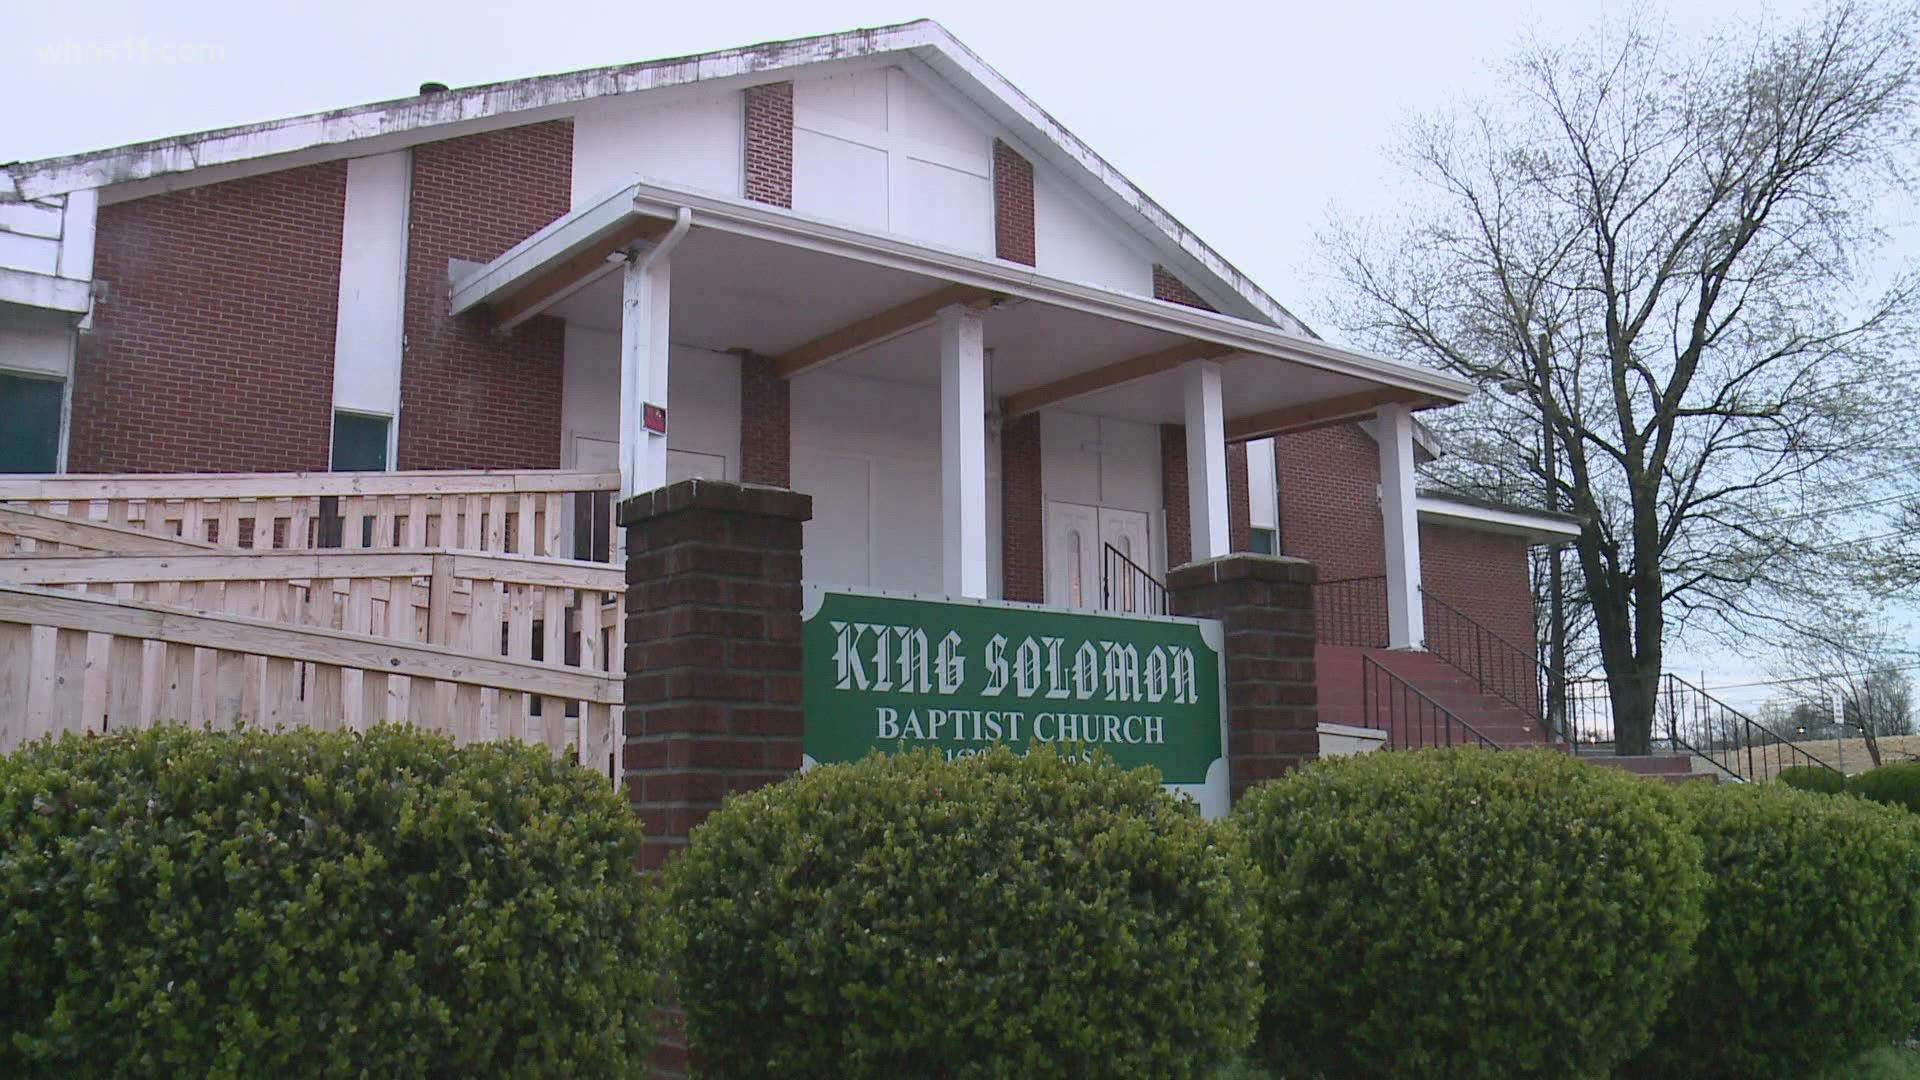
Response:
[1416, 493, 1582, 543]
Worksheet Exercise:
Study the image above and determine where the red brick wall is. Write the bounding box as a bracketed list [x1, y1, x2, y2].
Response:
[1422, 523, 1537, 656]
[991, 141, 1043, 600]
[743, 83, 793, 209]
[1275, 423, 1385, 582]
[1275, 424, 1538, 659]
[739, 353, 790, 486]
[1152, 265, 1215, 312]
[1000, 413, 1044, 602]
[992, 140, 1036, 266]
[70, 163, 347, 473]
[1160, 423, 1191, 568]
[398, 122, 572, 470]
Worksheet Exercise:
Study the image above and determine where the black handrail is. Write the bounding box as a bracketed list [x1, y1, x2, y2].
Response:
[1100, 542, 1166, 615]
[1312, 575, 1389, 648]
[1420, 590, 1553, 733]
[1361, 653, 1500, 750]
[1559, 673, 1843, 783]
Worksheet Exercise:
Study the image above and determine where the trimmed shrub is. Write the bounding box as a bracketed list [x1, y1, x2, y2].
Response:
[1624, 782, 1920, 1078]
[1776, 764, 1848, 794]
[1231, 748, 1705, 1079]
[1849, 761, 1920, 813]
[0, 726, 661, 1077]
[667, 746, 1260, 1078]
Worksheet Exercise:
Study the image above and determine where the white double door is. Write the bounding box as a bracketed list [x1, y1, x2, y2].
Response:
[1046, 501, 1153, 612]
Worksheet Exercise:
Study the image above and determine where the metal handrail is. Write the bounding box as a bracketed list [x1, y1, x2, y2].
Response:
[1312, 575, 1389, 648]
[1361, 653, 1500, 750]
[1100, 542, 1166, 615]
[1420, 589, 1554, 734]
[1657, 674, 1841, 783]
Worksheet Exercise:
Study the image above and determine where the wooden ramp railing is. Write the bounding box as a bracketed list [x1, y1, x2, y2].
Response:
[0, 548, 626, 780]
[0, 582, 620, 777]
[0, 469, 620, 560]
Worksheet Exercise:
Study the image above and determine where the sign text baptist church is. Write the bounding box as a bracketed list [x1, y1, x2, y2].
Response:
[802, 588, 1228, 812]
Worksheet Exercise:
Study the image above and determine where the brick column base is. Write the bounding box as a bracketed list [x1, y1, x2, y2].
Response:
[621, 478, 811, 1077]
[1167, 555, 1320, 802]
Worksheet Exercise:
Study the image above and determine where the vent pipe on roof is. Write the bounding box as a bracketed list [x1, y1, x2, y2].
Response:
[419, 81, 449, 95]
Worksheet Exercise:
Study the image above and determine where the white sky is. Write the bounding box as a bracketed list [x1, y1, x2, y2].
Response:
[3, 0, 1911, 706]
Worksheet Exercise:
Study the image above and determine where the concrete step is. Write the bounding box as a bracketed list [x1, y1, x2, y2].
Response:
[1580, 754, 1694, 775]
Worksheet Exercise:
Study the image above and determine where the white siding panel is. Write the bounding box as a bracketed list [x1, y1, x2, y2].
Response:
[1034, 172, 1153, 296]
[332, 152, 411, 418]
[792, 68, 889, 127]
[0, 232, 59, 277]
[0, 308, 74, 378]
[560, 326, 741, 476]
[1248, 437, 1278, 530]
[570, 91, 743, 207]
[792, 128, 889, 232]
[900, 158, 992, 254]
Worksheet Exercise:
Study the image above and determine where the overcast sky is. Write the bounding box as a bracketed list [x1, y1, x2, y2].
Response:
[3, 0, 1911, 704]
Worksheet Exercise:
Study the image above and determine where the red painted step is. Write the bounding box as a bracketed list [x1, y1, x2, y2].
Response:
[1316, 644, 1549, 750]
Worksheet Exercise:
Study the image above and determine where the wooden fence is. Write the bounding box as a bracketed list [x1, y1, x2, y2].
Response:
[0, 469, 620, 560]
[0, 550, 625, 779]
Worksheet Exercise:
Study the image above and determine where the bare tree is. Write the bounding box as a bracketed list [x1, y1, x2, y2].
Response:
[1322, 3, 1920, 753]
[1783, 616, 1919, 766]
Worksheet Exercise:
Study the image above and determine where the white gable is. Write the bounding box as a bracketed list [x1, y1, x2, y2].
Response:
[570, 89, 744, 207]
[1034, 169, 1155, 297]
[791, 66, 995, 257]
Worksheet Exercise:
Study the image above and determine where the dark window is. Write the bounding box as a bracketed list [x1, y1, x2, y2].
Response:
[0, 372, 63, 473]
[1251, 527, 1278, 555]
[331, 412, 390, 472]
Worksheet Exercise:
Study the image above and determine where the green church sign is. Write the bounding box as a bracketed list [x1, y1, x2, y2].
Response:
[802, 587, 1229, 816]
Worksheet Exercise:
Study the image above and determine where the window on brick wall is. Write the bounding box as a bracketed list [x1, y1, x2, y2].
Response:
[331, 411, 390, 472]
[0, 372, 63, 473]
[1251, 527, 1278, 555]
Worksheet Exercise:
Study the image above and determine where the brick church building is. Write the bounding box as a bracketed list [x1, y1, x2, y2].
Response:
[0, 20, 1577, 762]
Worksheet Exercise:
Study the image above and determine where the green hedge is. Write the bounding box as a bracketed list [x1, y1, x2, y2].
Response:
[0, 726, 661, 1077]
[1231, 748, 1705, 1078]
[1776, 764, 1848, 794]
[1625, 782, 1920, 1078]
[667, 746, 1260, 1078]
[1849, 761, 1920, 813]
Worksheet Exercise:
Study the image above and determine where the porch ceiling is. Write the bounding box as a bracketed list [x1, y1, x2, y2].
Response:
[460, 180, 1474, 438]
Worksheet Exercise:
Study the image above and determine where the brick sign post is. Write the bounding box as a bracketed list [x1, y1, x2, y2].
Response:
[621, 479, 812, 872]
[1166, 555, 1320, 801]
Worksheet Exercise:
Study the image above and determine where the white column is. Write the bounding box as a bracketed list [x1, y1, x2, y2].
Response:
[940, 304, 989, 598]
[1377, 402, 1424, 648]
[618, 247, 672, 500]
[1183, 359, 1230, 561]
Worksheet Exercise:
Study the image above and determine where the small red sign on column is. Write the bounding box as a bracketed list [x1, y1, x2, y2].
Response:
[643, 403, 667, 435]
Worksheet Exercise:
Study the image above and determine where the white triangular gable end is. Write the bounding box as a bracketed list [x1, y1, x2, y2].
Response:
[0, 20, 1310, 336]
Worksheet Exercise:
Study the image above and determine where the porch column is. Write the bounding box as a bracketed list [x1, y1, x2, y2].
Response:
[940, 304, 989, 598]
[618, 246, 673, 500]
[1376, 402, 1424, 648]
[1183, 360, 1230, 561]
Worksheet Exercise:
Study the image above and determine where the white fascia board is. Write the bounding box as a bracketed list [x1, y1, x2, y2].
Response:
[8, 19, 1304, 336]
[1416, 493, 1582, 542]
[455, 179, 1476, 404]
[0, 267, 91, 316]
[5, 27, 925, 202]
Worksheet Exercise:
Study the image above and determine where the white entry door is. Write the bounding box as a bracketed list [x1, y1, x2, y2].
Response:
[1047, 501, 1153, 612]
[1098, 507, 1154, 614]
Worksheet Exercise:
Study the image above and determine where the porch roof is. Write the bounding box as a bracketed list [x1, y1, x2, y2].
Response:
[450, 179, 1476, 438]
